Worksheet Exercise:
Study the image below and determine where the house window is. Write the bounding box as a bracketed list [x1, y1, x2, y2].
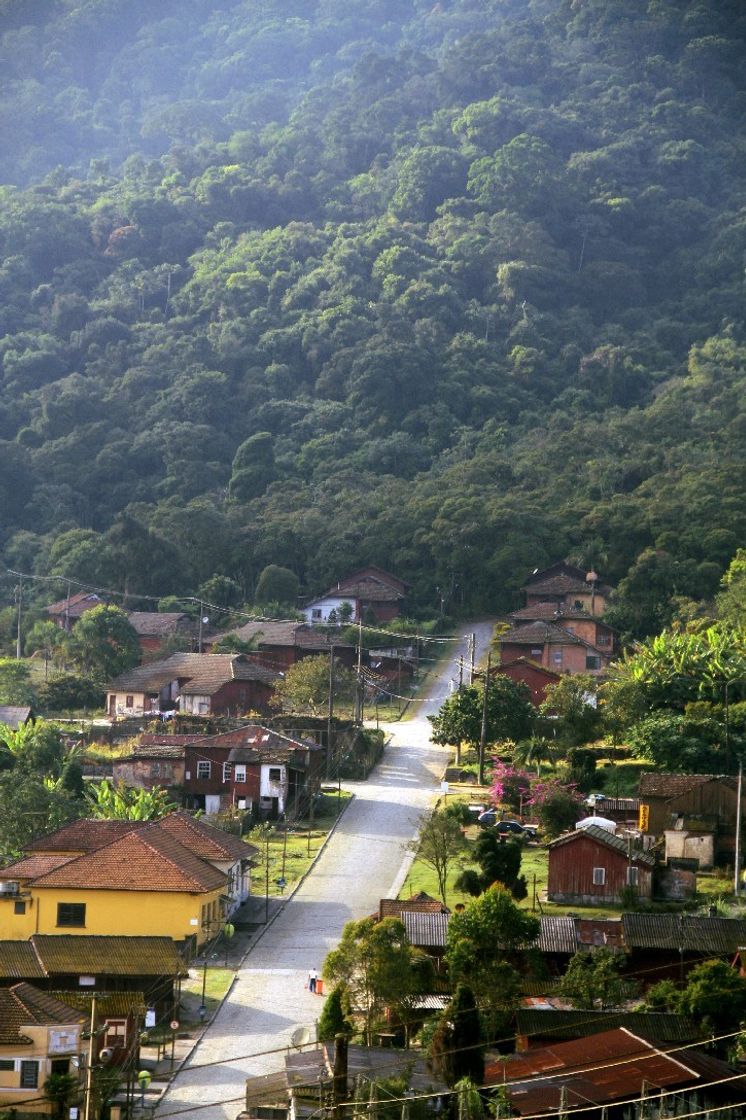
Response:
[592, 867, 606, 886]
[197, 760, 211, 780]
[268, 767, 282, 782]
[597, 634, 610, 646]
[312, 609, 322, 619]
[105, 1021, 127, 1047]
[20, 1060, 39, 1088]
[0, 1060, 14, 1071]
[574, 600, 583, 609]
[50, 1059, 71, 1076]
[57, 903, 86, 927]
[530, 648, 542, 657]
[586, 654, 601, 670]
[14, 900, 25, 914]
[234, 765, 246, 783]
[222, 762, 232, 783]
[553, 651, 563, 664]
[126, 695, 134, 707]
[627, 866, 639, 887]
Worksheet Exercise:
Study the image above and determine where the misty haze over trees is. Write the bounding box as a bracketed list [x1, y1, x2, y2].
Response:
[0, 0, 744, 633]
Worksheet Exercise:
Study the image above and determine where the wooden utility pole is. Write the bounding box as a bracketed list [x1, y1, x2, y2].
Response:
[15, 575, 22, 659]
[478, 651, 491, 786]
[332, 1034, 348, 1120]
[83, 995, 97, 1120]
[469, 632, 476, 684]
[326, 644, 335, 780]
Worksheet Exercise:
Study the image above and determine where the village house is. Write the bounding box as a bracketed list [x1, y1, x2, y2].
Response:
[0, 982, 83, 1114]
[183, 725, 325, 818]
[0, 934, 186, 1026]
[638, 772, 738, 866]
[621, 913, 746, 983]
[485, 1027, 746, 1116]
[105, 652, 279, 718]
[490, 657, 561, 707]
[547, 824, 655, 907]
[45, 590, 104, 631]
[0, 705, 34, 730]
[125, 611, 199, 658]
[0, 814, 258, 954]
[210, 620, 357, 672]
[498, 561, 617, 677]
[302, 565, 409, 625]
[111, 733, 200, 791]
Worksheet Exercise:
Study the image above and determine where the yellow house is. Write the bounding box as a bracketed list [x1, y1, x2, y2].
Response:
[0, 982, 84, 1115]
[0, 817, 253, 955]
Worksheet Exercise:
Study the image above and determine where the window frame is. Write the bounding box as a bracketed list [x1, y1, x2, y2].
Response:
[626, 866, 639, 887]
[196, 760, 211, 780]
[20, 1060, 39, 1089]
[57, 902, 86, 928]
[592, 867, 606, 886]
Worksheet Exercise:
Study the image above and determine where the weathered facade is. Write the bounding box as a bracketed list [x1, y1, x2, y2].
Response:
[547, 825, 655, 906]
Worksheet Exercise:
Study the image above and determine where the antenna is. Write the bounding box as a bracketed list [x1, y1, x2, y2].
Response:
[290, 1026, 311, 1050]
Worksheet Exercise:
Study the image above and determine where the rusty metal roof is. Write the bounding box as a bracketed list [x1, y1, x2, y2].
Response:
[623, 913, 746, 953]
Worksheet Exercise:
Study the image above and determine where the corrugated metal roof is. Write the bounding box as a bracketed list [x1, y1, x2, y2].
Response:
[536, 917, 577, 955]
[515, 1009, 703, 1044]
[623, 913, 746, 952]
[549, 823, 656, 865]
[402, 910, 449, 947]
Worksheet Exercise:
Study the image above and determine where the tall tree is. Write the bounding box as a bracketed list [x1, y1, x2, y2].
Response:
[63, 605, 140, 683]
[406, 810, 466, 907]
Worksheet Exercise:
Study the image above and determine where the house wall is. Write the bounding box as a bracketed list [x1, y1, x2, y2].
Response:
[112, 756, 186, 790]
[183, 679, 275, 717]
[0, 886, 225, 947]
[643, 783, 737, 838]
[184, 747, 262, 808]
[303, 595, 357, 624]
[0, 1022, 82, 1113]
[664, 830, 715, 870]
[547, 836, 653, 905]
[493, 664, 559, 707]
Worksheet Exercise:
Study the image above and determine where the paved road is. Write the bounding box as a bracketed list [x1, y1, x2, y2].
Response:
[157, 621, 494, 1120]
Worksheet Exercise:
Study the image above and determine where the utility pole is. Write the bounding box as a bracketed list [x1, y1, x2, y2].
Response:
[469, 632, 476, 685]
[478, 651, 491, 787]
[326, 645, 335, 780]
[15, 575, 22, 659]
[354, 617, 363, 724]
[735, 758, 743, 897]
[458, 655, 464, 690]
[83, 995, 97, 1120]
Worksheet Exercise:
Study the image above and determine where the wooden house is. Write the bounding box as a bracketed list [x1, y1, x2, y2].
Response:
[621, 913, 746, 984]
[547, 825, 655, 906]
[183, 725, 325, 818]
[490, 657, 561, 707]
[210, 620, 356, 672]
[638, 772, 738, 864]
[105, 652, 279, 718]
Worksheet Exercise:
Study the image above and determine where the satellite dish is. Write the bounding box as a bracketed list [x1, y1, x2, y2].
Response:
[290, 1026, 311, 1049]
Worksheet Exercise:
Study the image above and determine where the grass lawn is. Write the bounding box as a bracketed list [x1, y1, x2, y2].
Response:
[249, 789, 353, 897]
[179, 967, 234, 1026]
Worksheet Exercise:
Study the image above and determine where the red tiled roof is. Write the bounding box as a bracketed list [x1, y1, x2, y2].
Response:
[0, 854, 75, 880]
[46, 591, 104, 619]
[31, 824, 226, 893]
[379, 892, 449, 919]
[155, 812, 259, 863]
[0, 982, 83, 1044]
[27, 819, 144, 854]
[499, 621, 585, 646]
[126, 612, 193, 637]
[107, 652, 278, 693]
[638, 773, 735, 799]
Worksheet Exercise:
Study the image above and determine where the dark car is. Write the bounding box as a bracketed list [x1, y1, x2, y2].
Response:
[477, 812, 537, 838]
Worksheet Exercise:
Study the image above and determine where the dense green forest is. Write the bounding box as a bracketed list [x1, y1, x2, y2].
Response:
[0, 0, 745, 637]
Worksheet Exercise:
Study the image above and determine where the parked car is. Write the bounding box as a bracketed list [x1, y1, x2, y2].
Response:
[477, 811, 537, 839]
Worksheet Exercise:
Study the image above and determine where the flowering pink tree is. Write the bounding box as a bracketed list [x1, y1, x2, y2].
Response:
[527, 777, 583, 837]
[490, 760, 531, 813]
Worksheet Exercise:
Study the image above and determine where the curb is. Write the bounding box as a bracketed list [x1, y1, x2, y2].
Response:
[171, 792, 357, 1075]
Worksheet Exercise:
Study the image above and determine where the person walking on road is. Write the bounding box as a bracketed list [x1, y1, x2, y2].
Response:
[307, 968, 317, 993]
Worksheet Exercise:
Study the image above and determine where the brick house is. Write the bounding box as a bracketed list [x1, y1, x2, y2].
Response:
[498, 619, 614, 675]
[547, 824, 655, 906]
[522, 561, 613, 617]
[111, 733, 203, 791]
[183, 725, 325, 818]
[105, 653, 279, 718]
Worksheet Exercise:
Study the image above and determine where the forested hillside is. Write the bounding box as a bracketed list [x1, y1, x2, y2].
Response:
[1, 0, 745, 634]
